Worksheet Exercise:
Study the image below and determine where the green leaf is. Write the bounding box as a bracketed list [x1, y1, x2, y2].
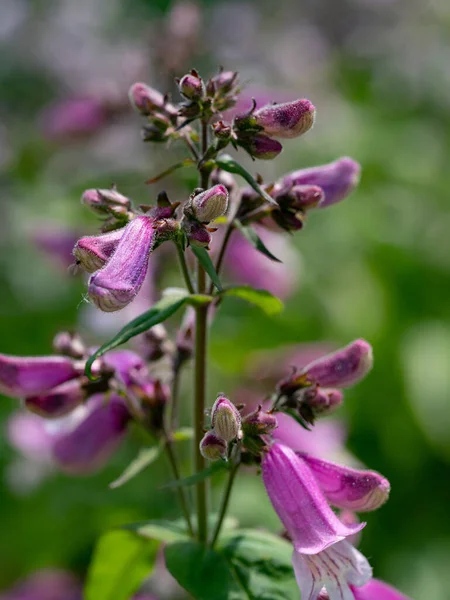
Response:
[85, 290, 189, 380]
[190, 245, 223, 291]
[217, 529, 298, 600]
[172, 427, 194, 441]
[145, 158, 195, 184]
[164, 459, 231, 489]
[220, 286, 284, 316]
[234, 221, 282, 263]
[109, 443, 164, 489]
[123, 519, 190, 544]
[216, 154, 278, 207]
[84, 530, 159, 600]
[165, 541, 242, 600]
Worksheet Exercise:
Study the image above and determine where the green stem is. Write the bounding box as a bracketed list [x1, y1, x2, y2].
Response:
[175, 243, 195, 294]
[208, 224, 234, 295]
[210, 464, 239, 547]
[163, 431, 194, 537]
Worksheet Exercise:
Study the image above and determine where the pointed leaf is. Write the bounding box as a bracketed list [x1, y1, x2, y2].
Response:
[123, 519, 190, 544]
[220, 286, 283, 316]
[190, 245, 223, 291]
[216, 154, 278, 206]
[172, 427, 194, 441]
[85, 290, 189, 380]
[109, 443, 164, 489]
[234, 221, 282, 263]
[145, 158, 195, 184]
[84, 530, 159, 600]
[163, 459, 231, 489]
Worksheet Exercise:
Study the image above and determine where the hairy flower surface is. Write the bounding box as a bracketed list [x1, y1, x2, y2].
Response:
[254, 99, 315, 139]
[88, 216, 156, 312]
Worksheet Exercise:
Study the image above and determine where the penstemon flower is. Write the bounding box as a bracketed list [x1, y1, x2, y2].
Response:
[2, 62, 411, 600]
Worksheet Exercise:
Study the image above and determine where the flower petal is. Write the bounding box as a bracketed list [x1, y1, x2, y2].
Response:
[351, 579, 412, 600]
[73, 228, 124, 273]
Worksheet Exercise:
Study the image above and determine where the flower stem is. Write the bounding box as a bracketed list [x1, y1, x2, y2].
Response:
[208, 224, 234, 295]
[210, 463, 239, 547]
[175, 242, 195, 294]
[163, 431, 194, 537]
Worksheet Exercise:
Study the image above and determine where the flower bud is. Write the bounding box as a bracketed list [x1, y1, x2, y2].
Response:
[188, 184, 229, 223]
[81, 188, 130, 215]
[289, 185, 324, 210]
[178, 70, 205, 100]
[128, 82, 165, 115]
[300, 386, 344, 417]
[52, 332, 86, 359]
[301, 340, 373, 388]
[243, 406, 278, 436]
[0, 354, 80, 397]
[73, 228, 124, 273]
[244, 134, 283, 160]
[25, 379, 85, 419]
[211, 70, 238, 95]
[183, 221, 211, 248]
[211, 395, 241, 442]
[200, 431, 227, 461]
[213, 120, 232, 140]
[88, 216, 156, 312]
[254, 99, 315, 139]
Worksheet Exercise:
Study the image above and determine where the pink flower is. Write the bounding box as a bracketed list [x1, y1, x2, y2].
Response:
[254, 99, 315, 139]
[40, 97, 108, 140]
[350, 579, 412, 600]
[262, 443, 371, 600]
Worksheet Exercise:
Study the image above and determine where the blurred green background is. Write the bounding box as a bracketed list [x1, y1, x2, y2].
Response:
[1, 0, 449, 598]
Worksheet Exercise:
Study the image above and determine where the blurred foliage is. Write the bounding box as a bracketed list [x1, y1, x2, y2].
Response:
[1, 0, 450, 598]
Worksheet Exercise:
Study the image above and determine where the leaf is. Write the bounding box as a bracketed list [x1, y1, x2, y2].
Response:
[163, 459, 231, 489]
[217, 529, 298, 600]
[145, 158, 195, 184]
[172, 427, 194, 441]
[220, 286, 283, 316]
[282, 407, 312, 431]
[165, 541, 242, 600]
[216, 154, 278, 207]
[84, 530, 159, 600]
[85, 290, 189, 380]
[190, 245, 222, 291]
[109, 443, 164, 489]
[234, 221, 282, 263]
[124, 519, 190, 544]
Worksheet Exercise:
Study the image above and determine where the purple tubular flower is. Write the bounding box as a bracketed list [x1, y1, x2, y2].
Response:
[128, 82, 165, 115]
[73, 228, 124, 273]
[262, 443, 365, 554]
[25, 379, 85, 419]
[52, 395, 130, 475]
[200, 431, 227, 461]
[0, 354, 80, 397]
[279, 158, 361, 208]
[299, 453, 390, 512]
[247, 134, 283, 160]
[351, 579, 412, 600]
[301, 339, 373, 388]
[263, 443, 370, 600]
[254, 99, 315, 139]
[103, 349, 146, 386]
[88, 216, 156, 312]
[0, 568, 81, 600]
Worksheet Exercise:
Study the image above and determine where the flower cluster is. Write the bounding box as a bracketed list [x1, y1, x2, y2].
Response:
[0, 66, 412, 600]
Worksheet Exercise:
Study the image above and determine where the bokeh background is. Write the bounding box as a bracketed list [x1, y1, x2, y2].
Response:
[1, 0, 450, 598]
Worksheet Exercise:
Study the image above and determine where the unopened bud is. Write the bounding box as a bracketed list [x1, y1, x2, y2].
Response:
[73, 228, 124, 273]
[128, 82, 165, 115]
[302, 340, 373, 388]
[81, 188, 130, 215]
[289, 185, 324, 210]
[178, 70, 205, 100]
[296, 386, 344, 424]
[200, 431, 227, 461]
[211, 70, 238, 95]
[254, 99, 315, 139]
[52, 332, 86, 359]
[211, 395, 241, 442]
[183, 221, 211, 248]
[213, 120, 232, 140]
[243, 405, 278, 436]
[188, 184, 229, 223]
[244, 134, 283, 160]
